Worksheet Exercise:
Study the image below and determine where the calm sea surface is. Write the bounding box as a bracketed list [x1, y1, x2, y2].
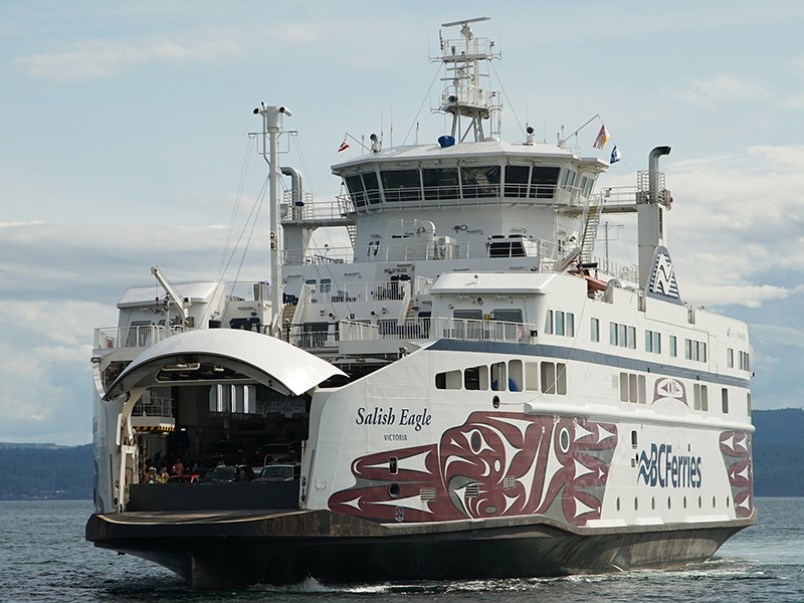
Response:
[1, 498, 802, 603]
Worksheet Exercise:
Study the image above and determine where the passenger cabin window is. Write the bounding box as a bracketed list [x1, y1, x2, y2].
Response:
[591, 317, 600, 342]
[465, 365, 489, 390]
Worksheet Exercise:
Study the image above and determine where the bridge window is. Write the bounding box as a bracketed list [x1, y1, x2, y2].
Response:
[461, 165, 500, 198]
[345, 175, 367, 207]
[362, 171, 381, 204]
[423, 167, 459, 200]
[559, 168, 577, 189]
[504, 165, 530, 198]
[579, 174, 595, 196]
[381, 169, 421, 202]
[530, 166, 560, 199]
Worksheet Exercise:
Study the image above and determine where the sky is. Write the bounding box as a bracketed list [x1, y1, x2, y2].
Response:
[3, 1, 804, 445]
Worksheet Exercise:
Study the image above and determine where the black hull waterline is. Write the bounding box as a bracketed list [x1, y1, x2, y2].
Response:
[85, 509, 754, 589]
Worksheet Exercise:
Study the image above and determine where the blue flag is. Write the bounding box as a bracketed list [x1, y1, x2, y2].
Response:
[610, 145, 622, 164]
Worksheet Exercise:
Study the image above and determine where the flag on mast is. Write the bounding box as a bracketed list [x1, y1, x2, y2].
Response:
[592, 124, 610, 149]
[610, 145, 622, 164]
[337, 139, 350, 153]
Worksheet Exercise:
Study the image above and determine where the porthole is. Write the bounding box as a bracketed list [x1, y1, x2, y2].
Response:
[616, 497, 621, 512]
[559, 427, 571, 453]
[389, 483, 400, 498]
[667, 496, 671, 510]
[470, 430, 483, 453]
[634, 497, 639, 511]
[492, 395, 500, 409]
[651, 497, 655, 510]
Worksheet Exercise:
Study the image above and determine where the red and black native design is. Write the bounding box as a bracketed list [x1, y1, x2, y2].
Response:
[719, 431, 753, 518]
[329, 412, 618, 526]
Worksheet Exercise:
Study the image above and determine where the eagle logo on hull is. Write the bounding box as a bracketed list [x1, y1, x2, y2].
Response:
[329, 412, 618, 527]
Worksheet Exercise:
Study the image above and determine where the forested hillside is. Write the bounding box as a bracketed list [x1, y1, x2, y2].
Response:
[0, 443, 92, 500]
[752, 408, 804, 496]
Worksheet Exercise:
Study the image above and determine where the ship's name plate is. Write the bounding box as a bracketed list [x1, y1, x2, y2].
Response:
[355, 406, 432, 432]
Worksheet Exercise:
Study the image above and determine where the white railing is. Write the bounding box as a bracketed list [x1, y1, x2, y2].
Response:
[133, 396, 174, 418]
[283, 278, 420, 305]
[339, 317, 536, 345]
[94, 324, 184, 349]
[282, 237, 561, 266]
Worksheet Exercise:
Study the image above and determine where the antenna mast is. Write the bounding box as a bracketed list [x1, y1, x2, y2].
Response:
[253, 103, 292, 338]
[438, 17, 501, 143]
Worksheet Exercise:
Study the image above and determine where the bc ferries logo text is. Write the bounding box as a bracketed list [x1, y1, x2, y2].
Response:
[355, 406, 432, 431]
[637, 443, 702, 488]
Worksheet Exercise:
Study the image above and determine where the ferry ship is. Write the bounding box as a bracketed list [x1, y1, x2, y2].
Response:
[86, 18, 755, 588]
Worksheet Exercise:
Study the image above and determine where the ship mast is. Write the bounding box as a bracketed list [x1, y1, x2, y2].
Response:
[254, 103, 292, 338]
[438, 16, 501, 143]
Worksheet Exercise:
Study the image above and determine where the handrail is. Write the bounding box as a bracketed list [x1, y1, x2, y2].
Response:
[339, 317, 536, 345]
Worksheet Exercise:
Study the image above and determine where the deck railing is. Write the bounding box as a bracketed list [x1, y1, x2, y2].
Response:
[339, 317, 536, 345]
[94, 324, 184, 349]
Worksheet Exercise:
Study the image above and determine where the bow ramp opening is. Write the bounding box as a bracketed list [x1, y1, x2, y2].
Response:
[104, 329, 345, 513]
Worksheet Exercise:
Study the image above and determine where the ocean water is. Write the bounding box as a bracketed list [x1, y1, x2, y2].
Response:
[1, 498, 802, 603]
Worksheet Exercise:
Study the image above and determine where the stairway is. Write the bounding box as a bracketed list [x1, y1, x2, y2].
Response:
[580, 196, 604, 263]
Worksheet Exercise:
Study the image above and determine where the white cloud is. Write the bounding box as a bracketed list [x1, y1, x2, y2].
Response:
[14, 26, 246, 81]
[677, 74, 773, 105]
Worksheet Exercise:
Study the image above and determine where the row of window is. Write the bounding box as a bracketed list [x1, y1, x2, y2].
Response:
[557, 315, 748, 371]
[727, 348, 751, 371]
[435, 360, 745, 415]
[343, 165, 593, 207]
[435, 359, 567, 395]
[544, 310, 575, 337]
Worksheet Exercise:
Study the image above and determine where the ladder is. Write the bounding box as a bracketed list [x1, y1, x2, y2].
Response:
[580, 196, 604, 263]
